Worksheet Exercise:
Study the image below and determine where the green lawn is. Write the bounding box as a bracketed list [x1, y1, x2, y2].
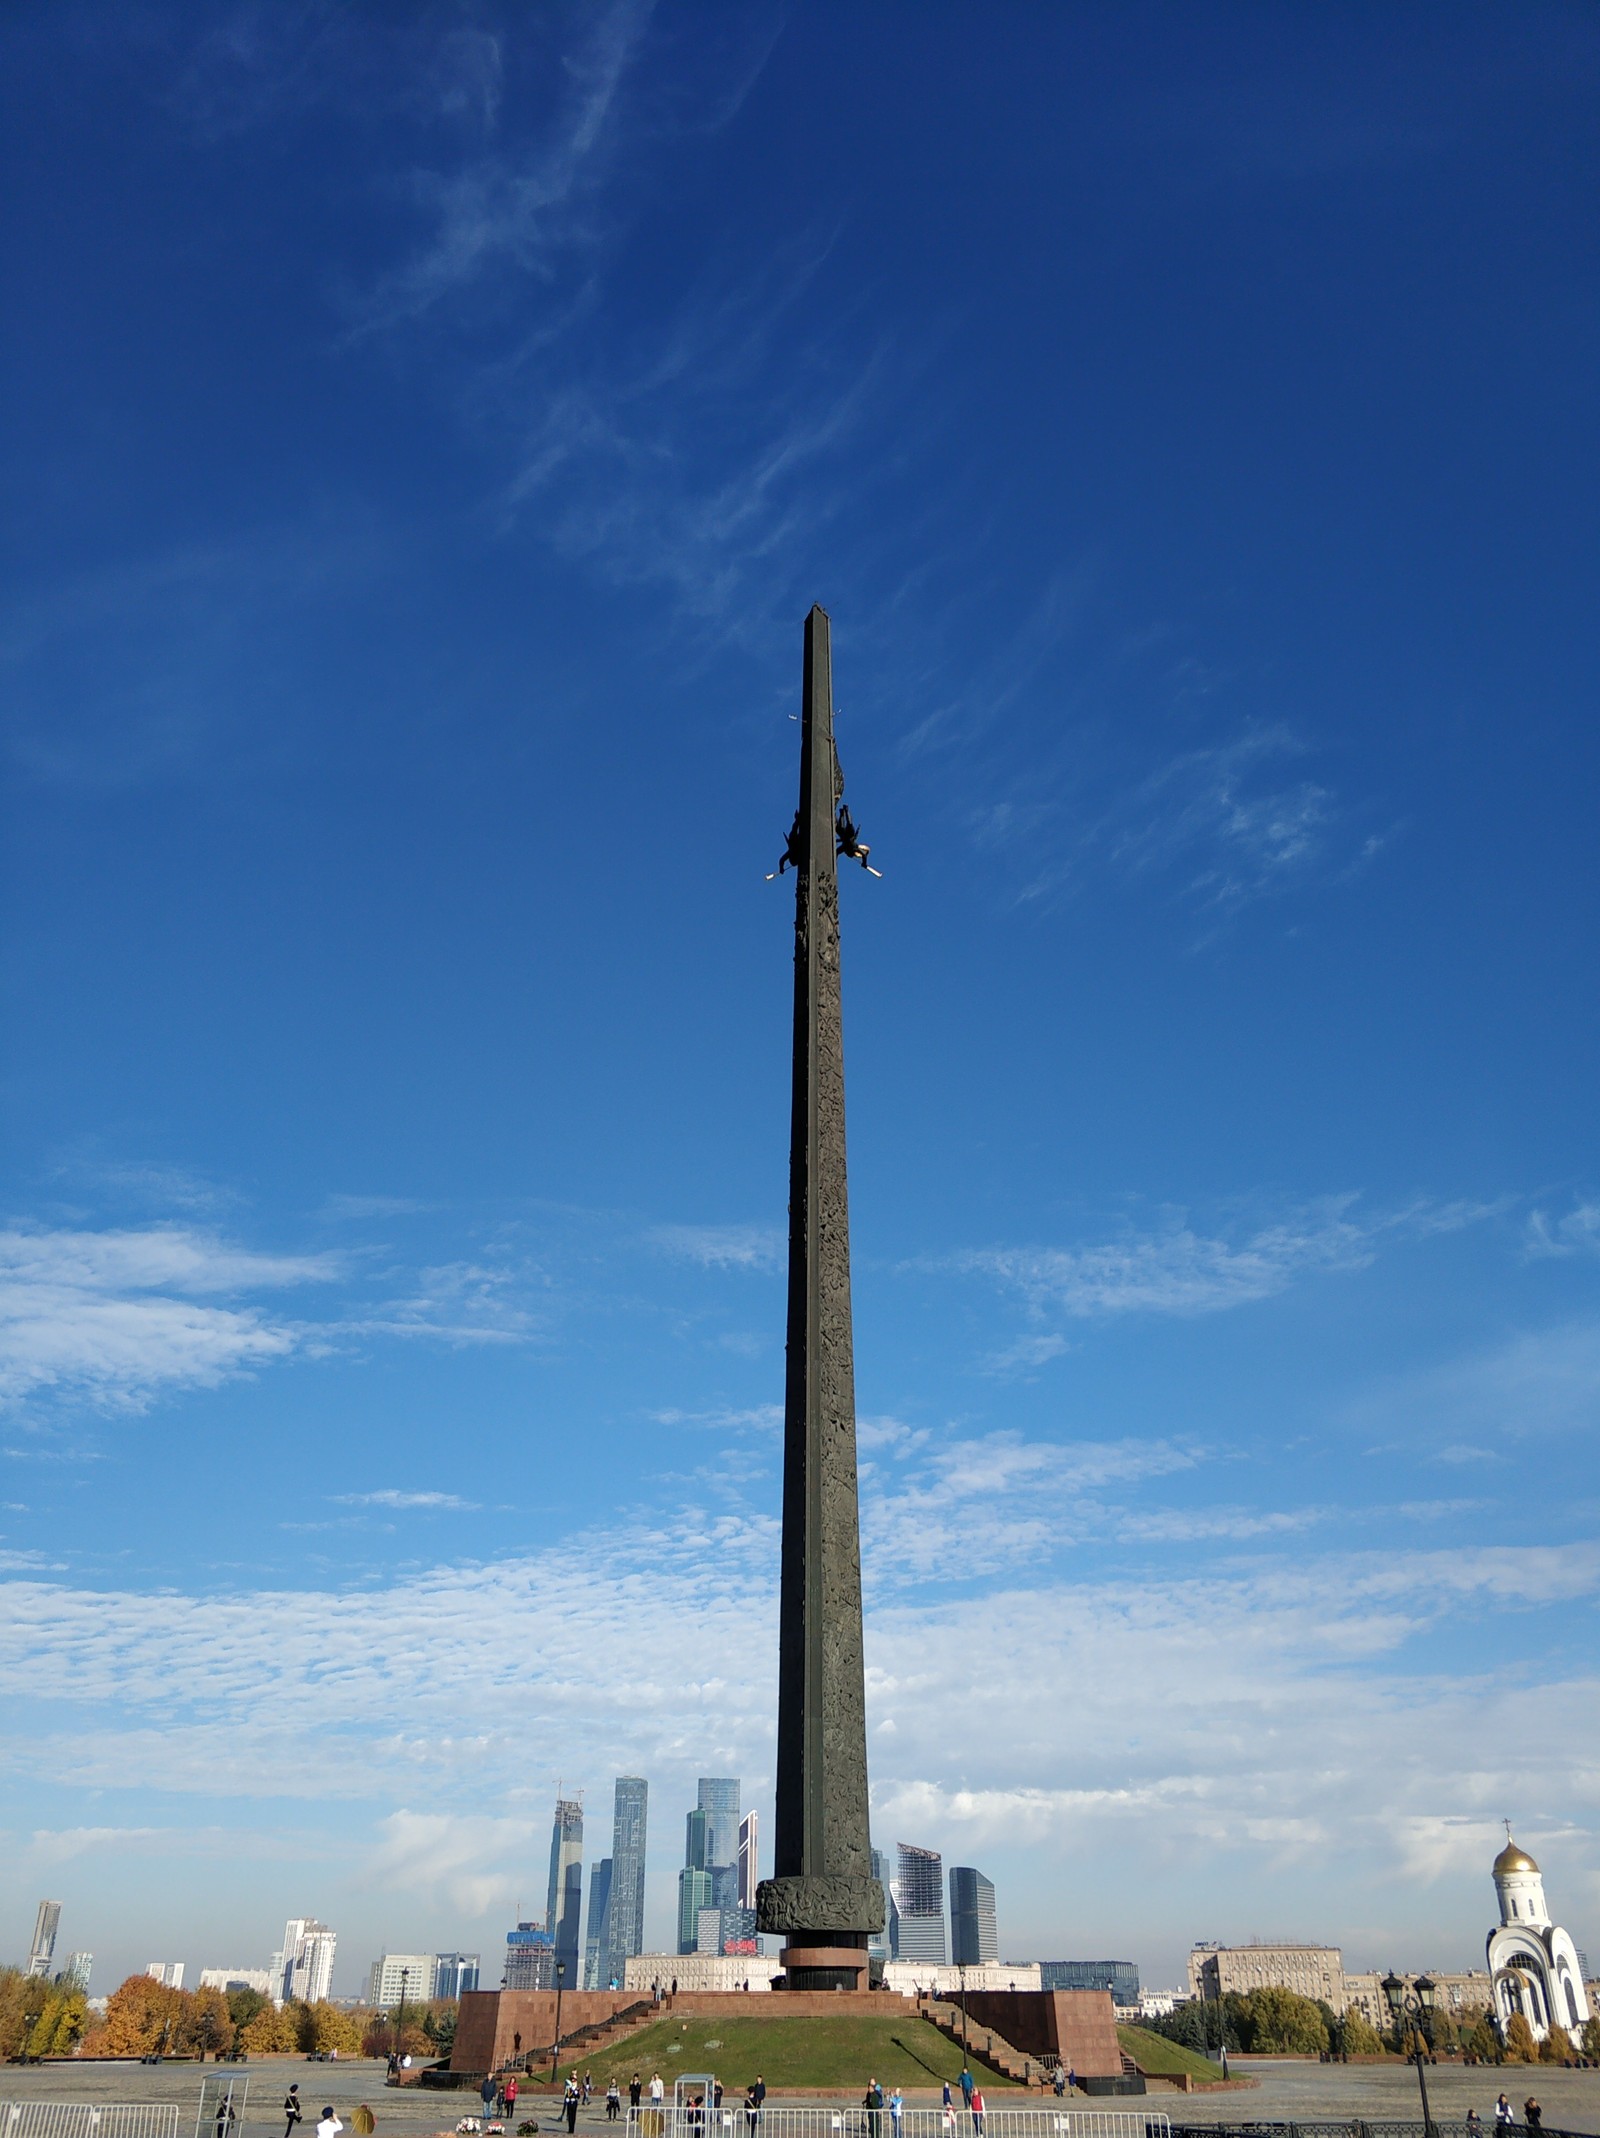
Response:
[554, 2014, 1022, 2092]
[1115, 2026, 1224, 2081]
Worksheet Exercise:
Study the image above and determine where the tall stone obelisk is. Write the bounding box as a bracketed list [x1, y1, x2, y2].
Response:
[756, 606, 886, 1991]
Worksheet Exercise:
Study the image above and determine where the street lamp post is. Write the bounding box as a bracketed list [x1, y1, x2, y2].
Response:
[958, 1964, 970, 2065]
[550, 1960, 567, 2089]
[1382, 1972, 1438, 2137]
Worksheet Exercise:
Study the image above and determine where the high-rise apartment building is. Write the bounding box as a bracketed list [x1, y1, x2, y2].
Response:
[602, 1778, 648, 1993]
[276, 1919, 337, 2004]
[546, 1797, 584, 1981]
[146, 1962, 186, 1989]
[677, 1869, 714, 1954]
[737, 1812, 759, 1909]
[893, 1844, 947, 1966]
[62, 1954, 93, 1992]
[583, 1859, 613, 1989]
[199, 1969, 272, 1995]
[27, 1902, 61, 1979]
[949, 1868, 998, 1966]
[433, 1953, 481, 2000]
[367, 1954, 435, 2005]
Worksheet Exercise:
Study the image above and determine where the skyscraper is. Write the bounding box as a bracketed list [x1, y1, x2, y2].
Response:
[433, 1953, 481, 2000]
[276, 1919, 337, 2003]
[27, 1902, 61, 1979]
[737, 1812, 759, 1908]
[893, 1844, 947, 1966]
[503, 1923, 554, 1990]
[583, 1859, 613, 1989]
[869, 1848, 898, 1963]
[697, 1778, 740, 1870]
[62, 1954, 93, 1992]
[677, 1868, 714, 1954]
[546, 1796, 584, 1980]
[949, 1867, 998, 1965]
[602, 1777, 648, 1992]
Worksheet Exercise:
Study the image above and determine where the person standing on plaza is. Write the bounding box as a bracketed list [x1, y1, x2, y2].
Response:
[888, 2087, 904, 2138]
[504, 2076, 519, 2122]
[650, 2076, 665, 2107]
[744, 2083, 761, 2136]
[564, 2079, 580, 2135]
[607, 2080, 621, 2122]
[968, 2086, 985, 2138]
[316, 2110, 342, 2138]
[629, 2077, 643, 2111]
[713, 2082, 724, 2113]
[1495, 2097, 1513, 2132]
[1525, 2101, 1542, 2131]
[864, 2080, 883, 2138]
[284, 2086, 304, 2138]
[959, 2069, 974, 2113]
[481, 2074, 497, 2123]
[1066, 2066, 1077, 2096]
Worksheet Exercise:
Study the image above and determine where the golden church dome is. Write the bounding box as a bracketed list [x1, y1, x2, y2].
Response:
[1494, 1840, 1540, 1876]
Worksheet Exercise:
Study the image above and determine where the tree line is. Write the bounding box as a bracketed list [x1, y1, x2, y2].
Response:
[1144, 1985, 1600, 2065]
[0, 1968, 458, 2064]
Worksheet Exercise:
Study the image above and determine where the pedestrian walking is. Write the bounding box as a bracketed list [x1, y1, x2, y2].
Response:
[607, 2081, 621, 2122]
[583, 2075, 594, 2107]
[969, 2086, 985, 2138]
[864, 2080, 883, 2138]
[941, 2083, 953, 2113]
[284, 2086, 304, 2138]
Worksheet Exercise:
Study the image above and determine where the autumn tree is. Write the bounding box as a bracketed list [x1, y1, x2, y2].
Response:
[1539, 2023, 1573, 2064]
[98, 1976, 189, 2059]
[0, 1968, 84, 2063]
[1582, 2017, 1600, 2061]
[303, 2002, 362, 2058]
[181, 1987, 235, 2062]
[1464, 2011, 1501, 2063]
[1503, 2012, 1538, 2063]
[241, 2001, 299, 2056]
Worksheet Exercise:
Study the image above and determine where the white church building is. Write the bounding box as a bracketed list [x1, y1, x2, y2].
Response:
[1486, 1835, 1592, 2044]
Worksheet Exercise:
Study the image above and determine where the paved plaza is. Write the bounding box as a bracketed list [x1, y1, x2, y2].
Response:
[2, 2058, 1599, 2136]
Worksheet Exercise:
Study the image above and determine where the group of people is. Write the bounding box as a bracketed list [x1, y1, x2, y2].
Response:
[282, 2088, 343, 2138]
[1473, 2094, 1545, 2132]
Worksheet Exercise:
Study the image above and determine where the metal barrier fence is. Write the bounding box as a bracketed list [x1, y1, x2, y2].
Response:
[1167, 2125, 1595, 2138]
[0, 2109, 182, 2138]
[626, 2109, 1171, 2138]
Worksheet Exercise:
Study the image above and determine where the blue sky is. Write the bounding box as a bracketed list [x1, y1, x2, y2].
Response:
[2, 1, 1598, 1998]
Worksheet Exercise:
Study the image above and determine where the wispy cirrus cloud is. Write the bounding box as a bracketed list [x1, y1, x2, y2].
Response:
[649, 1222, 782, 1270]
[1525, 1199, 1600, 1258]
[0, 1226, 337, 1410]
[331, 1489, 478, 1512]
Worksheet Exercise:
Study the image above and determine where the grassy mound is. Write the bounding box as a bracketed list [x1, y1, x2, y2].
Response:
[558, 2014, 1021, 2092]
[1116, 2026, 1225, 2081]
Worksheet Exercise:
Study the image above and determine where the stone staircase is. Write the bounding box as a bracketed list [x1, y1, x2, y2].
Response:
[918, 2000, 1047, 2089]
[502, 1997, 659, 2078]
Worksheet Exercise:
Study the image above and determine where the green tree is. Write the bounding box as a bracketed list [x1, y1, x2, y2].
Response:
[1503, 2012, 1537, 2063]
[1237, 1986, 1330, 2055]
[1336, 2009, 1385, 2056]
[1582, 2016, 1600, 2061]
[226, 1988, 267, 2034]
[26, 1988, 87, 2060]
[1464, 2011, 1500, 2064]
